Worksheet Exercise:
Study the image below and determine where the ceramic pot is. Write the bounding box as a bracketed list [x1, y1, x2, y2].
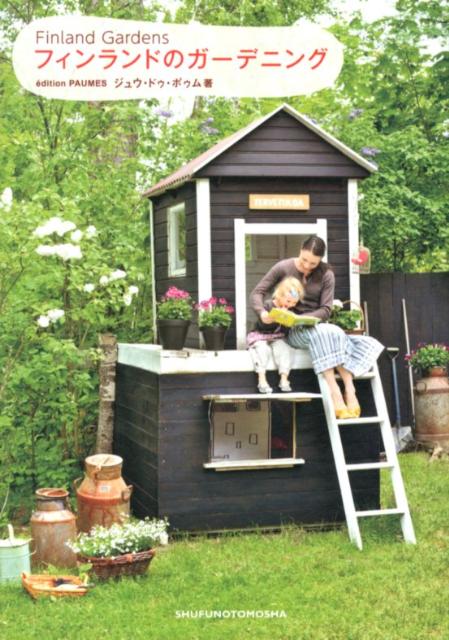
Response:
[157, 319, 190, 350]
[414, 369, 449, 448]
[200, 326, 227, 351]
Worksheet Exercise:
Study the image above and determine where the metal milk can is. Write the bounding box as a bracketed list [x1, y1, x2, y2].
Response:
[75, 454, 132, 533]
[0, 524, 31, 583]
[414, 368, 449, 448]
[30, 488, 77, 567]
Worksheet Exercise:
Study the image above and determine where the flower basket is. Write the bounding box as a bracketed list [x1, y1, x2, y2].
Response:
[79, 549, 156, 580]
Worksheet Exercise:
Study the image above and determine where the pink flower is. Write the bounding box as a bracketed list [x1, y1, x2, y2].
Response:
[225, 305, 234, 314]
[164, 286, 190, 300]
[210, 297, 218, 305]
[219, 297, 227, 305]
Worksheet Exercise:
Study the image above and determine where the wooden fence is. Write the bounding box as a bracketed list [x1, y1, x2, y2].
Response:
[360, 272, 449, 428]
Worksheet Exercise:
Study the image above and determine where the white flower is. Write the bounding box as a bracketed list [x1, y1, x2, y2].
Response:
[86, 225, 97, 238]
[333, 299, 344, 308]
[83, 283, 95, 293]
[36, 245, 56, 256]
[128, 285, 139, 295]
[123, 293, 132, 306]
[34, 217, 62, 238]
[56, 220, 76, 236]
[37, 315, 50, 327]
[110, 269, 127, 281]
[0, 187, 13, 210]
[99, 275, 109, 286]
[47, 308, 65, 322]
[54, 243, 82, 261]
[70, 229, 83, 243]
[159, 532, 169, 546]
[34, 217, 76, 238]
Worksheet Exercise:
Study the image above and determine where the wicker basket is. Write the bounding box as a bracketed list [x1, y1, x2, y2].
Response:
[80, 549, 156, 580]
[22, 572, 89, 598]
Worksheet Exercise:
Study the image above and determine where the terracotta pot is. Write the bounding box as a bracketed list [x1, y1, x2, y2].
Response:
[200, 325, 227, 350]
[157, 319, 190, 350]
[426, 366, 448, 377]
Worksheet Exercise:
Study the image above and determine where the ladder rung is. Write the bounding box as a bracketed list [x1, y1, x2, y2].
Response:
[356, 508, 405, 518]
[346, 462, 394, 471]
[336, 416, 383, 426]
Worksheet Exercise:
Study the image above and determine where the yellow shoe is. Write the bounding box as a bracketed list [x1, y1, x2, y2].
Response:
[344, 393, 361, 418]
[335, 407, 352, 420]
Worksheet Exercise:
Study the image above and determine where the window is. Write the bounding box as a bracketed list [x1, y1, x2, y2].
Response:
[202, 394, 315, 471]
[168, 203, 186, 277]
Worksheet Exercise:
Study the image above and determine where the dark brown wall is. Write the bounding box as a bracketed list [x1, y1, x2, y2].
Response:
[151, 109, 371, 349]
[114, 365, 380, 532]
[208, 176, 350, 347]
[152, 183, 198, 347]
[361, 272, 449, 428]
[114, 365, 159, 518]
[197, 111, 370, 179]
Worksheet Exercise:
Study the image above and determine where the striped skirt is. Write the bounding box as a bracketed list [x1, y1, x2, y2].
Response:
[287, 323, 384, 376]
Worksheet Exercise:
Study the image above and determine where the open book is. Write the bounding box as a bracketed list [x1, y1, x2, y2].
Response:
[267, 308, 321, 328]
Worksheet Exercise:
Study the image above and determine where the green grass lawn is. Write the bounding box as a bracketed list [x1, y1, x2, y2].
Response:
[1, 452, 449, 640]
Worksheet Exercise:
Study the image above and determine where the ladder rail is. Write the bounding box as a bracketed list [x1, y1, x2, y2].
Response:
[370, 364, 416, 544]
[317, 373, 363, 550]
[318, 364, 416, 549]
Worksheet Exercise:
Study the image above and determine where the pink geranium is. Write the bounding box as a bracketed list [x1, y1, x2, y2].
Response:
[197, 296, 234, 329]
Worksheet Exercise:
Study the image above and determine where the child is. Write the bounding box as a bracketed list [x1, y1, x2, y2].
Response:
[246, 277, 304, 393]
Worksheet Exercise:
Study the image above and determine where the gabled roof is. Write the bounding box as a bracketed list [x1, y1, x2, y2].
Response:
[142, 103, 377, 198]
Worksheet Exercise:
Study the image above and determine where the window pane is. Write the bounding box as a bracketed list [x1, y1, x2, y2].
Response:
[176, 206, 186, 267]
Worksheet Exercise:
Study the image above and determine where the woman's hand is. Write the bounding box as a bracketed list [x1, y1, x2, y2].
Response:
[260, 310, 273, 324]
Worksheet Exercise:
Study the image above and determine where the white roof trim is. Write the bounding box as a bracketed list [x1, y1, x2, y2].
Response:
[279, 103, 377, 173]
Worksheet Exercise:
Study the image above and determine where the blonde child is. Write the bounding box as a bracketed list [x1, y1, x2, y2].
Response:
[246, 277, 304, 393]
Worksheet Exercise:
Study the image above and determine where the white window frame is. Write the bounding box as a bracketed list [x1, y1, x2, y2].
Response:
[348, 179, 361, 305]
[168, 202, 186, 277]
[234, 218, 328, 349]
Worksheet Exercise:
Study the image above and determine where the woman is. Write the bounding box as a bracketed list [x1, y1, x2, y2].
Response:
[249, 235, 384, 418]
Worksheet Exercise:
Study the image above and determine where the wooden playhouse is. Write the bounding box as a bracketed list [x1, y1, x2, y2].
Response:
[113, 103, 383, 533]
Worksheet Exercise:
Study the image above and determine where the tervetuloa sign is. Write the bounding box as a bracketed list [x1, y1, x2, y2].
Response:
[249, 194, 310, 210]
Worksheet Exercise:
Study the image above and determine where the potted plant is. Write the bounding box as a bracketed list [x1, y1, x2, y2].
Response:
[67, 517, 168, 580]
[329, 299, 364, 334]
[405, 343, 449, 377]
[157, 286, 194, 350]
[405, 343, 449, 448]
[196, 297, 234, 350]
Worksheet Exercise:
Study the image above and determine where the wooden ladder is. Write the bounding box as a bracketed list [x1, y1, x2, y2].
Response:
[317, 363, 416, 550]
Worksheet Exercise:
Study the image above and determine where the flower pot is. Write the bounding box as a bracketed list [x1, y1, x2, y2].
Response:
[79, 549, 156, 580]
[157, 319, 190, 350]
[200, 326, 227, 351]
[426, 366, 448, 377]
